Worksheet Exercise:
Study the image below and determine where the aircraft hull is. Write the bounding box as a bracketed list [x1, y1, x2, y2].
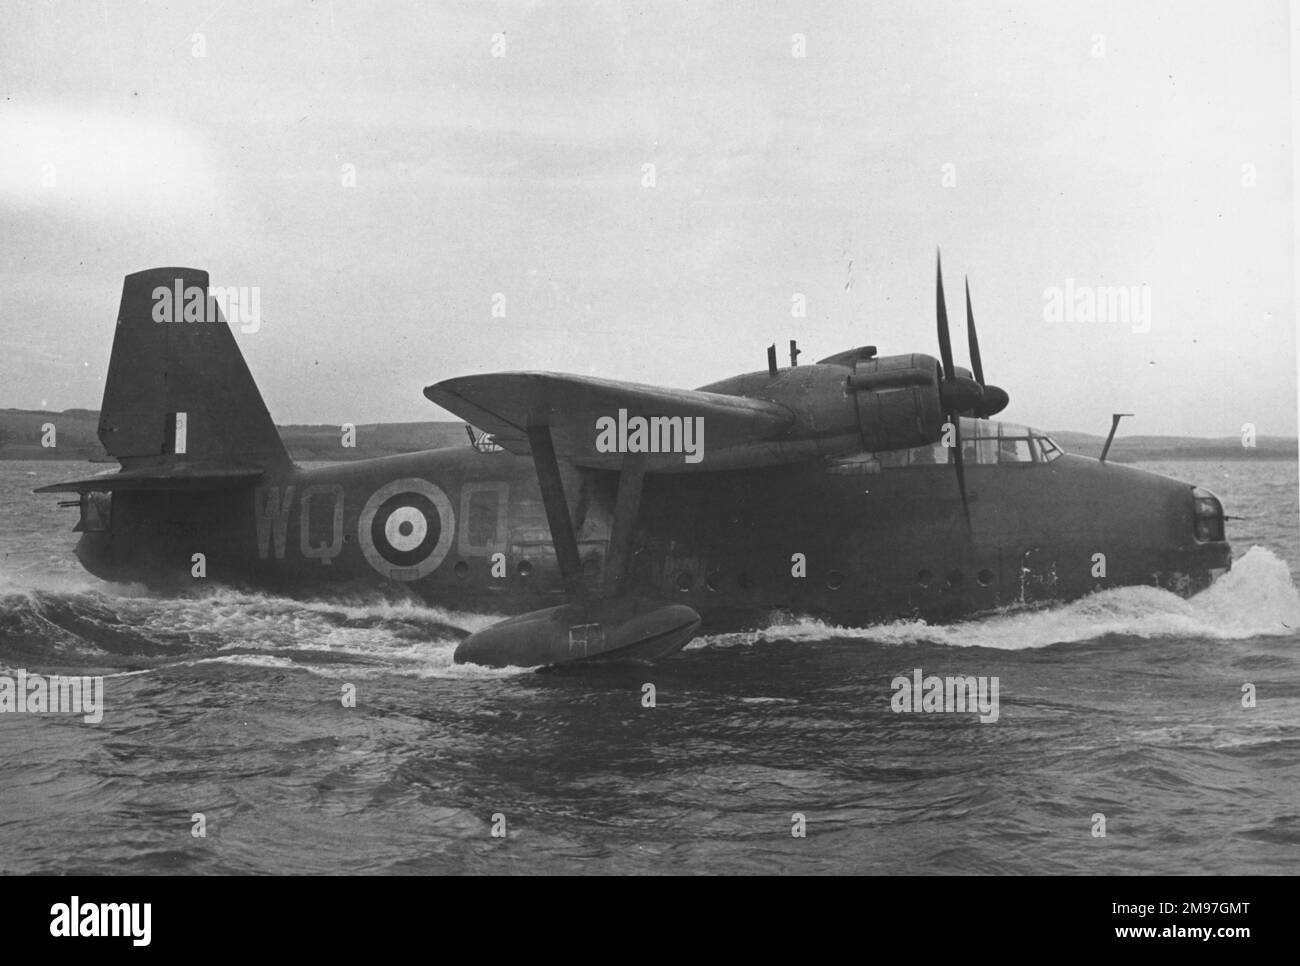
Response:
[69, 446, 1232, 644]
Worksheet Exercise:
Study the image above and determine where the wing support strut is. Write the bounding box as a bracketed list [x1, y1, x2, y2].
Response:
[604, 453, 646, 597]
[526, 423, 584, 599]
[455, 425, 699, 668]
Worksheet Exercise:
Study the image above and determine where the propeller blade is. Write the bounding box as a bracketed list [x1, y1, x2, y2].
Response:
[963, 275, 1010, 418]
[936, 250, 955, 381]
[965, 276, 985, 387]
[950, 415, 972, 532]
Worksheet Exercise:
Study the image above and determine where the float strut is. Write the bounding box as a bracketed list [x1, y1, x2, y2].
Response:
[604, 454, 646, 597]
[526, 424, 584, 599]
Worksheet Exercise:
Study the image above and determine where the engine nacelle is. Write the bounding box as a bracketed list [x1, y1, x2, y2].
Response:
[846, 352, 945, 451]
[697, 350, 946, 462]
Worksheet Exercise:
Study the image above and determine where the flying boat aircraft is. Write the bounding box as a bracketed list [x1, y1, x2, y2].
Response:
[37, 256, 1231, 667]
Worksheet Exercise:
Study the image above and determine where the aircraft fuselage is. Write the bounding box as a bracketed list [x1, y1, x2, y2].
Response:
[71, 435, 1231, 630]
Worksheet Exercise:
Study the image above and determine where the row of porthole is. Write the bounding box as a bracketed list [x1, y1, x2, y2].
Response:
[453, 560, 526, 579]
[674, 568, 998, 592]
[450, 557, 602, 579]
[449, 559, 996, 591]
[917, 568, 997, 589]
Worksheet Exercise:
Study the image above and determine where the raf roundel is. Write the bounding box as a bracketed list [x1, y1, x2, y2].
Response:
[358, 478, 455, 580]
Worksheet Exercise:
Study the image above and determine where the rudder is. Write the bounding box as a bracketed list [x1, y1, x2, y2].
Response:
[97, 267, 290, 471]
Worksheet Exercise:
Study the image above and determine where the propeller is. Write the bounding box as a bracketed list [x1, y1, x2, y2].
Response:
[936, 251, 973, 531]
[964, 276, 1009, 418]
[934, 253, 1014, 532]
[935, 253, 983, 415]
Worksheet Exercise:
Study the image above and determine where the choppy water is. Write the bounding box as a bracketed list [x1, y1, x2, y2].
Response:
[1, 459, 1297, 874]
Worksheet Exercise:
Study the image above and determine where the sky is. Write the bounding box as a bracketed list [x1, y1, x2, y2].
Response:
[0, 0, 1295, 438]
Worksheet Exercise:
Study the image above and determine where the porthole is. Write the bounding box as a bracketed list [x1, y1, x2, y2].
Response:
[706, 570, 723, 592]
[516, 560, 533, 577]
[977, 568, 994, 587]
[946, 569, 963, 588]
[675, 571, 694, 592]
[826, 570, 845, 590]
[454, 560, 468, 579]
[917, 569, 933, 588]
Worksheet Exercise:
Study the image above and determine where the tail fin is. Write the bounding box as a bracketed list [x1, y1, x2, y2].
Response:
[97, 267, 290, 471]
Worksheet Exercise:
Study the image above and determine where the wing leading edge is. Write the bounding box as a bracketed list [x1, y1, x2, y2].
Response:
[424, 372, 795, 472]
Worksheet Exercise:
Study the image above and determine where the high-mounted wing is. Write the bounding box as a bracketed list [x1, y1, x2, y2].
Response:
[430, 257, 1011, 667]
[424, 372, 795, 471]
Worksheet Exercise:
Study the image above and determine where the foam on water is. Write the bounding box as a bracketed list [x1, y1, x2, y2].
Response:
[3, 547, 1296, 674]
[693, 546, 1300, 652]
[0, 571, 517, 678]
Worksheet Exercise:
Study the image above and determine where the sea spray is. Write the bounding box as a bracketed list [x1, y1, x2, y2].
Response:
[692, 546, 1300, 652]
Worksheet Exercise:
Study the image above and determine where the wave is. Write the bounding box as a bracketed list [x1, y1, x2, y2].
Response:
[0, 579, 514, 678]
[2, 547, 1295, 673]
[693, 545, 1300, 651]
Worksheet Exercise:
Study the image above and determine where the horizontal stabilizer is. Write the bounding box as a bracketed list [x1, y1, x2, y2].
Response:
[424, 372, 794, 471]
[34, 464, 264, 494]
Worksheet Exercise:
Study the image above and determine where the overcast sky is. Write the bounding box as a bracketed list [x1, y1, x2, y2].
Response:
[1, 0, 1294, 437]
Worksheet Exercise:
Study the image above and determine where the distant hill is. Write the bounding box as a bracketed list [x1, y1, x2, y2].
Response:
[0, 408, 106, 460]
[0, 408, 471, 462]
[1047, 430, 1297, 463]
[1, 408, 1295, 464]
[275, 421, 470, 460]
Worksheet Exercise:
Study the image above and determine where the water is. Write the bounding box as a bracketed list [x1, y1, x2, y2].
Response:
[1, 459, 1297, 874]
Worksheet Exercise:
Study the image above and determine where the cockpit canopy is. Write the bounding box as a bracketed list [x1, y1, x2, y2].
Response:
[827, 418, 1063, 474]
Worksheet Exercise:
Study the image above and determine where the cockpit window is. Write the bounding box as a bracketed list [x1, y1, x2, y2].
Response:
[988, 421, 1058, 464]
[851, 419, 1065, 470]
[961, 428, 998, 465]
[1037, 436, 1063, 462]
[997, 422, 1034, 463]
